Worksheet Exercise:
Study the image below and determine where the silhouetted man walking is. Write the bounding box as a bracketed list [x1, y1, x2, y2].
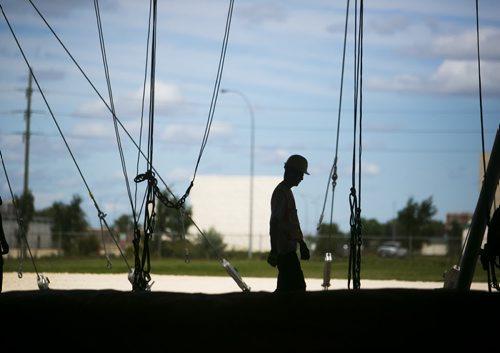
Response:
[268, 154, 310, 292]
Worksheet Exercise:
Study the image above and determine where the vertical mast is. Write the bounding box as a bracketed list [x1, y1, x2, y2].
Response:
[23, 69, 33, 195]
[454, 127, 500, 290]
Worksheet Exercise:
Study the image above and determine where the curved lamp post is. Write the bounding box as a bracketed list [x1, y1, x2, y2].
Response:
[220, 88, 255, 259]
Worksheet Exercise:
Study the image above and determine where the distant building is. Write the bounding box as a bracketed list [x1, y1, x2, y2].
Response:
[421, 239, 448, 256]
[1, 199, 54, 258]
[189, 175, 281, 253]
[445, 212, 472, 232]
[442, 211, 472, 254]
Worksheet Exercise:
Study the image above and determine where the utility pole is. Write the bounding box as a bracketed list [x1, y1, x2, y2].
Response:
[23, 69, 33, 195]
[17, 69, 33, 258]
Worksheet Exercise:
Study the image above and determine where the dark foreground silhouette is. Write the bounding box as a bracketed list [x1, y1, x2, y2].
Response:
[1, 288, 499, 352]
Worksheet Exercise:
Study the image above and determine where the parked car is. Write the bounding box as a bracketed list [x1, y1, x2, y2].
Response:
[377, 241, 408, 257]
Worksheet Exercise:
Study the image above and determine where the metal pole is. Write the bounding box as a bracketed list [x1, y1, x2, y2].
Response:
[455, 126, 500, 290]
[23, 70, 33, 196]
[220, 89, 254, 258]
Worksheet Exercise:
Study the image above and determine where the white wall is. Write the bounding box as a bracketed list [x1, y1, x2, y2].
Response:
[189, 175, 282, 252]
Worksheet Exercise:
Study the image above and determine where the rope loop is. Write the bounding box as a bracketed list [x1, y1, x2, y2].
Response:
[97, 210, 107, 220]
[349, 187, 358, 227]
[332, 165, 338, 187]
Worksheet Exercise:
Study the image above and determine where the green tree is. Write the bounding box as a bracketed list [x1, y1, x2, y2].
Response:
[77, 234, 100, 256]
[421, 219, 445, 237]
[113, 214, 135, 234]
[38, 194, 89, 255]
[113, 213, 136, 256]
[396, 196, 439, 251]
[14, 190, 35, 249]
[362, 217, 388, 237]
[315, 222, 345, 257]
[195, 227, 226, 260]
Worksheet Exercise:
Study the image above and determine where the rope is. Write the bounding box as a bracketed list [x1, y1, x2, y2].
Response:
[317, 0, 350, 242]
[457, 0, 493, 271]
[131, 1, 237, 280]
[1, 4, 131, 272]
[132, 0, 158, 292]
[0, 149, 50, 289]
[23, 0, 233, 212]
[153, 181, 250, 291]
[174, 0, 235, 209]
[150, 178, 227, 262]
[6, 0, 246, 291]
[317, 0, 351, 291]
[23, 0, 148, 241]
[93, 0, 139, 269]
[475, 0, 498, 293]
[347, 0, 363, 290]
[475, 0, 487, 185]
[474, 0, 496, 211]
[134, 0, 154, 224]
[24, 0, 152, 204]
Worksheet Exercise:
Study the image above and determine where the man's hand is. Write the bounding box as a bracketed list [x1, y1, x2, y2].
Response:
[1, 242, 9, 255]
[267, 251, 278, 267]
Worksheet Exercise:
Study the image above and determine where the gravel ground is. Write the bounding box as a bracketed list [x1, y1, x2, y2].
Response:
[2, 272, 489, 293]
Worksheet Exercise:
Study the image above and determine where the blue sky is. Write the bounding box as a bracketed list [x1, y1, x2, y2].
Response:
[0, 0, 499, 235]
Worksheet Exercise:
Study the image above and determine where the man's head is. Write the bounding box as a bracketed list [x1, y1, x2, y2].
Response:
[284, 154, 309, 187]
[285, 154, 309, 175]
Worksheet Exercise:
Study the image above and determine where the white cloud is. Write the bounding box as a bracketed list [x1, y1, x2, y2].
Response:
[430, 59, 500, 95]
[367, 15, 412, 36]
[71, 121, 114, 139]
[74, 80, 184, 120]
[367, 74, 423, 93]
[159, 120, 233, 143]
[430, 60, 477, 94]
[130, 80, 182, 107]
[166, 167, 194, 185]
[0, 134, 24, 154]
[259, 148, 289, 166]
[431, 28, 500, 60]
[339, 161, 380, 178]
[367, 59, 500, 96]
[237, 3, 288, 25]
[74, 100, 109, 119]
[2, 0, 499, 233]
[362, 162, 381, 176]
[0, 0, 89, 18]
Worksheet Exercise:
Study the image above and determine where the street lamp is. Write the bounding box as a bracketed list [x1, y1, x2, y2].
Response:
[220, 88, 255, 259]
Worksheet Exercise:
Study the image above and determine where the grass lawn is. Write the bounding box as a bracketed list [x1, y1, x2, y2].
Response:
[4, 253, 488, 283]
